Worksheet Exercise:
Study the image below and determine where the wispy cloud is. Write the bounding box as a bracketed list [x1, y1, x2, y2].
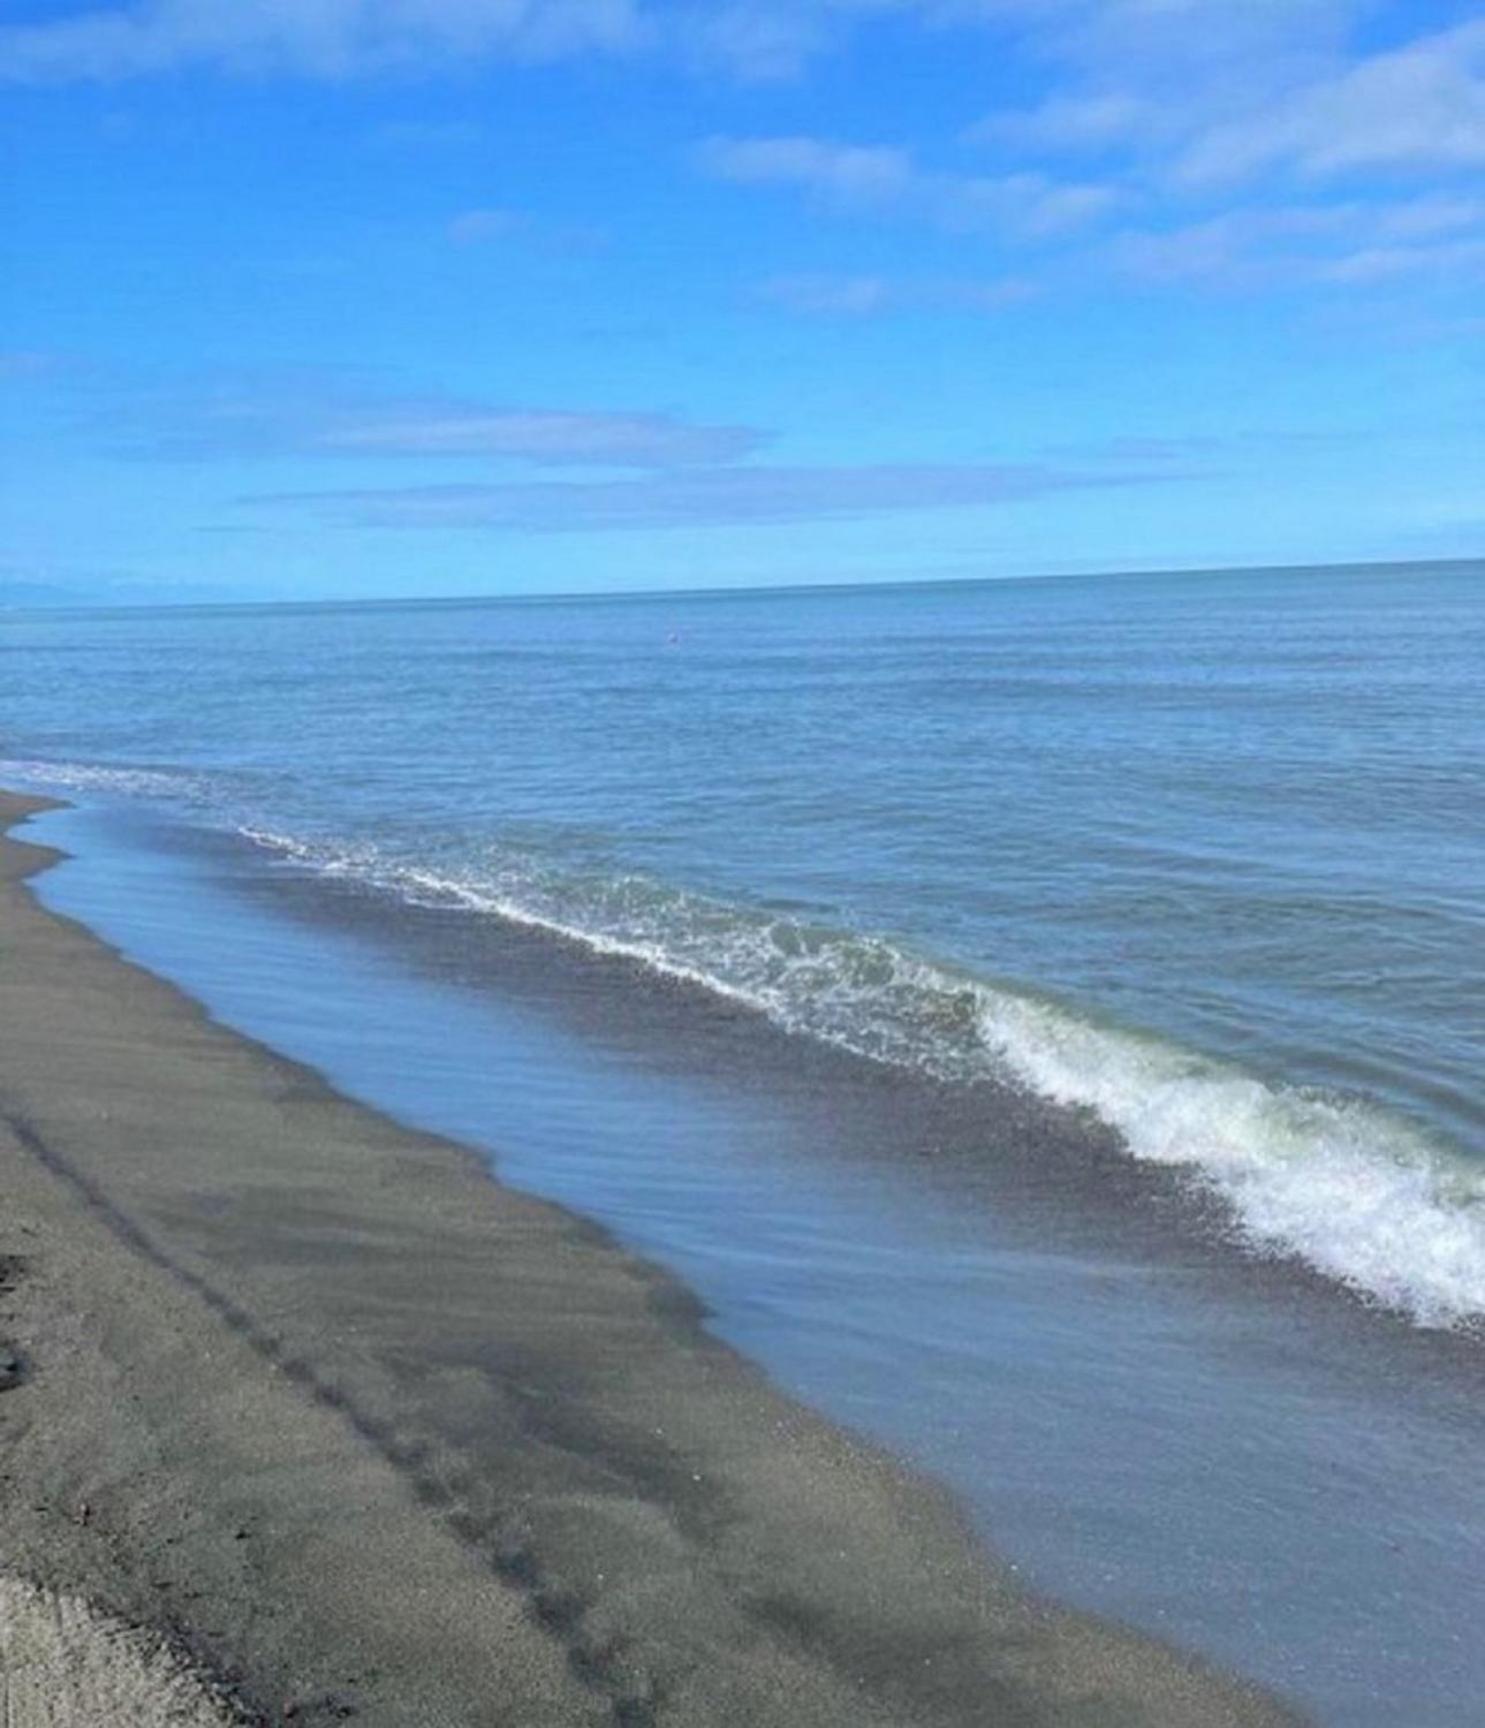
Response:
[0, 0, 644, 82]
[1174, 19, 1485, 185]
[956, 9, 1485, 297]
[1042, 428, 1349, 463]
[0, 0, 1052, 85]
[0, 350, 70, 381]
[446, 208, 527, 246]
[973, 11, 1485, 193]
[969, 91, 1150, 154]
[368, 118, 487, 151]
[673, 2, 844, 82]
[757, 273, 1036, 316]
[699, 134, 1118, 239]
[962, 0, 1362, 141]
[1043, 433, 1229, 464]
[445, 206, 608, 251]
[3, 0, 1462, 124]
[313, 407, 759, 466]
[699, 136, 915, 204]
[242, 459, 1153, 532]
[1110, 194, 1485, 288]
[106, 376, 765, 468]
[1317, 236, 1485, 287]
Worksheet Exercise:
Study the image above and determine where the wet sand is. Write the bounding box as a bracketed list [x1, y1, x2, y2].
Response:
[0, 790, 1301, 1727]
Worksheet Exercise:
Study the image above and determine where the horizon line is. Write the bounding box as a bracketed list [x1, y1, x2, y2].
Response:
[3, 550, 1480, 618]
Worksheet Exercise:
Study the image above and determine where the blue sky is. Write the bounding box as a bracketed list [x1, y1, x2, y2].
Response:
[1, 0, 1481, 603]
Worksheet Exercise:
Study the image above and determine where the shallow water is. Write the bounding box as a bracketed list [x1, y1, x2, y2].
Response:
[28, 799, 1485, 1728]
[4, 561, 1484, 1720]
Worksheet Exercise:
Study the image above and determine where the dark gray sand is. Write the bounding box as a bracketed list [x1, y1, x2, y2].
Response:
[0, 791, 1302, 1727]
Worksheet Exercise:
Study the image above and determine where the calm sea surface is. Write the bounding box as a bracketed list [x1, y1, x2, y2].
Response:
[4, 560, 1484, 1722]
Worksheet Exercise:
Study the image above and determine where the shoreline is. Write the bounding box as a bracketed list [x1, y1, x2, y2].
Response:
[0, 789, 1300, 1726]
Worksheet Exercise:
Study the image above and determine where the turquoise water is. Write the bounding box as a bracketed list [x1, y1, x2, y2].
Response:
[4, 560, 1482, 1324]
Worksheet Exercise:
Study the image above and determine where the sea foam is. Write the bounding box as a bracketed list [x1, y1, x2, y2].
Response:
[0, 758, 206, 801]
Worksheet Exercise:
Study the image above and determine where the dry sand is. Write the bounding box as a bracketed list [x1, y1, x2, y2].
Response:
[0, 1574, 238, 1726]
[0, 789, 1304, 1726]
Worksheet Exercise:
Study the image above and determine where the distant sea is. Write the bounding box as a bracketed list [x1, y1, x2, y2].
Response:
[5, 559, 1484, 1723]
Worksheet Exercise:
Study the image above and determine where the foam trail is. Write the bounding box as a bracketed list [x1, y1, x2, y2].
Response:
[236, 825, 1485, 1332]
[0, 757, 206, 801]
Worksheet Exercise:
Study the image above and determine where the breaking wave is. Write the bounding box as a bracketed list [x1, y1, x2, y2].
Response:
[239, 824, 1485, 1332]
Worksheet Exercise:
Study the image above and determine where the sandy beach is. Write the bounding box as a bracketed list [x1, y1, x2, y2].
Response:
[0, 788, 1299, 1727]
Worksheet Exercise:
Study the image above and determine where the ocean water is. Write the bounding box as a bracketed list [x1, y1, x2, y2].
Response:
[3, 559, 1484, 1721]
[5, 560, 1482, 1326]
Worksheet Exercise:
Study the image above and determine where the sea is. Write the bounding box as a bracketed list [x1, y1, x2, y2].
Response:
[3, 558, 1482, 1724]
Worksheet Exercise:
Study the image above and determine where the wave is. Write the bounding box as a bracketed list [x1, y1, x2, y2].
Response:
[238, 825, 1485, 1332]
[0, 757, 208, 801]
[6, 758, 1478, 1328]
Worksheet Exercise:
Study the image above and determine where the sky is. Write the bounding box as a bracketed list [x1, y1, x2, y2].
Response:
[1, 0, 1481, 604]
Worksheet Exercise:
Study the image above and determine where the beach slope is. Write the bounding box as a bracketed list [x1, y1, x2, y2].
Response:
[0, 791, 1300, 1727]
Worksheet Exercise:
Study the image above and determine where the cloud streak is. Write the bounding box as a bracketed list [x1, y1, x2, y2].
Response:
[699, 134, 1117, 238]
[242, 460, 1154, 531]
[107, 379, 765, 468]
[0, 0, 1118, 85]
[445, 206, 608, 251]
[0, 0, 644, 82]
[0, 350, 70, 381]
[974, 11, 1485, 193]
[1110, 194, 1485, 288]
[757, 273, 1036, 316]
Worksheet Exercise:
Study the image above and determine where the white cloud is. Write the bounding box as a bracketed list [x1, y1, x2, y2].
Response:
[968, 91, 1149, 153]
[445, 206, 609, 251]
[760, 274, 896, 316]
[13, 1, 1481, 317]
[699, 134, 1117, 238]
[1110, 193, 1485, 287]
[969, 11, 1485, 193]
[1368, 193, 1485, 241]
[758, 272, 1036, 315]
[0, 0, 643, 82]
[1, 0, 943, 82]
[675, 2, 838, 81]
[1051, 0, 1356, 84]
[0, 0, 1414, 99]
[1175, 18, 1485, 184]
[699, 136, 915, 204]
[952, 8, 1485, 297]
[19, 1, 1369, 87]
[1317, 237, 1485, 286]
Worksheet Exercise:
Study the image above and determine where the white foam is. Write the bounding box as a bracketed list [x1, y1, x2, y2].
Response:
[0, 757, 204, 800]
[241, 824, 1485, 1330]
[976, 992, 1485, 1328]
